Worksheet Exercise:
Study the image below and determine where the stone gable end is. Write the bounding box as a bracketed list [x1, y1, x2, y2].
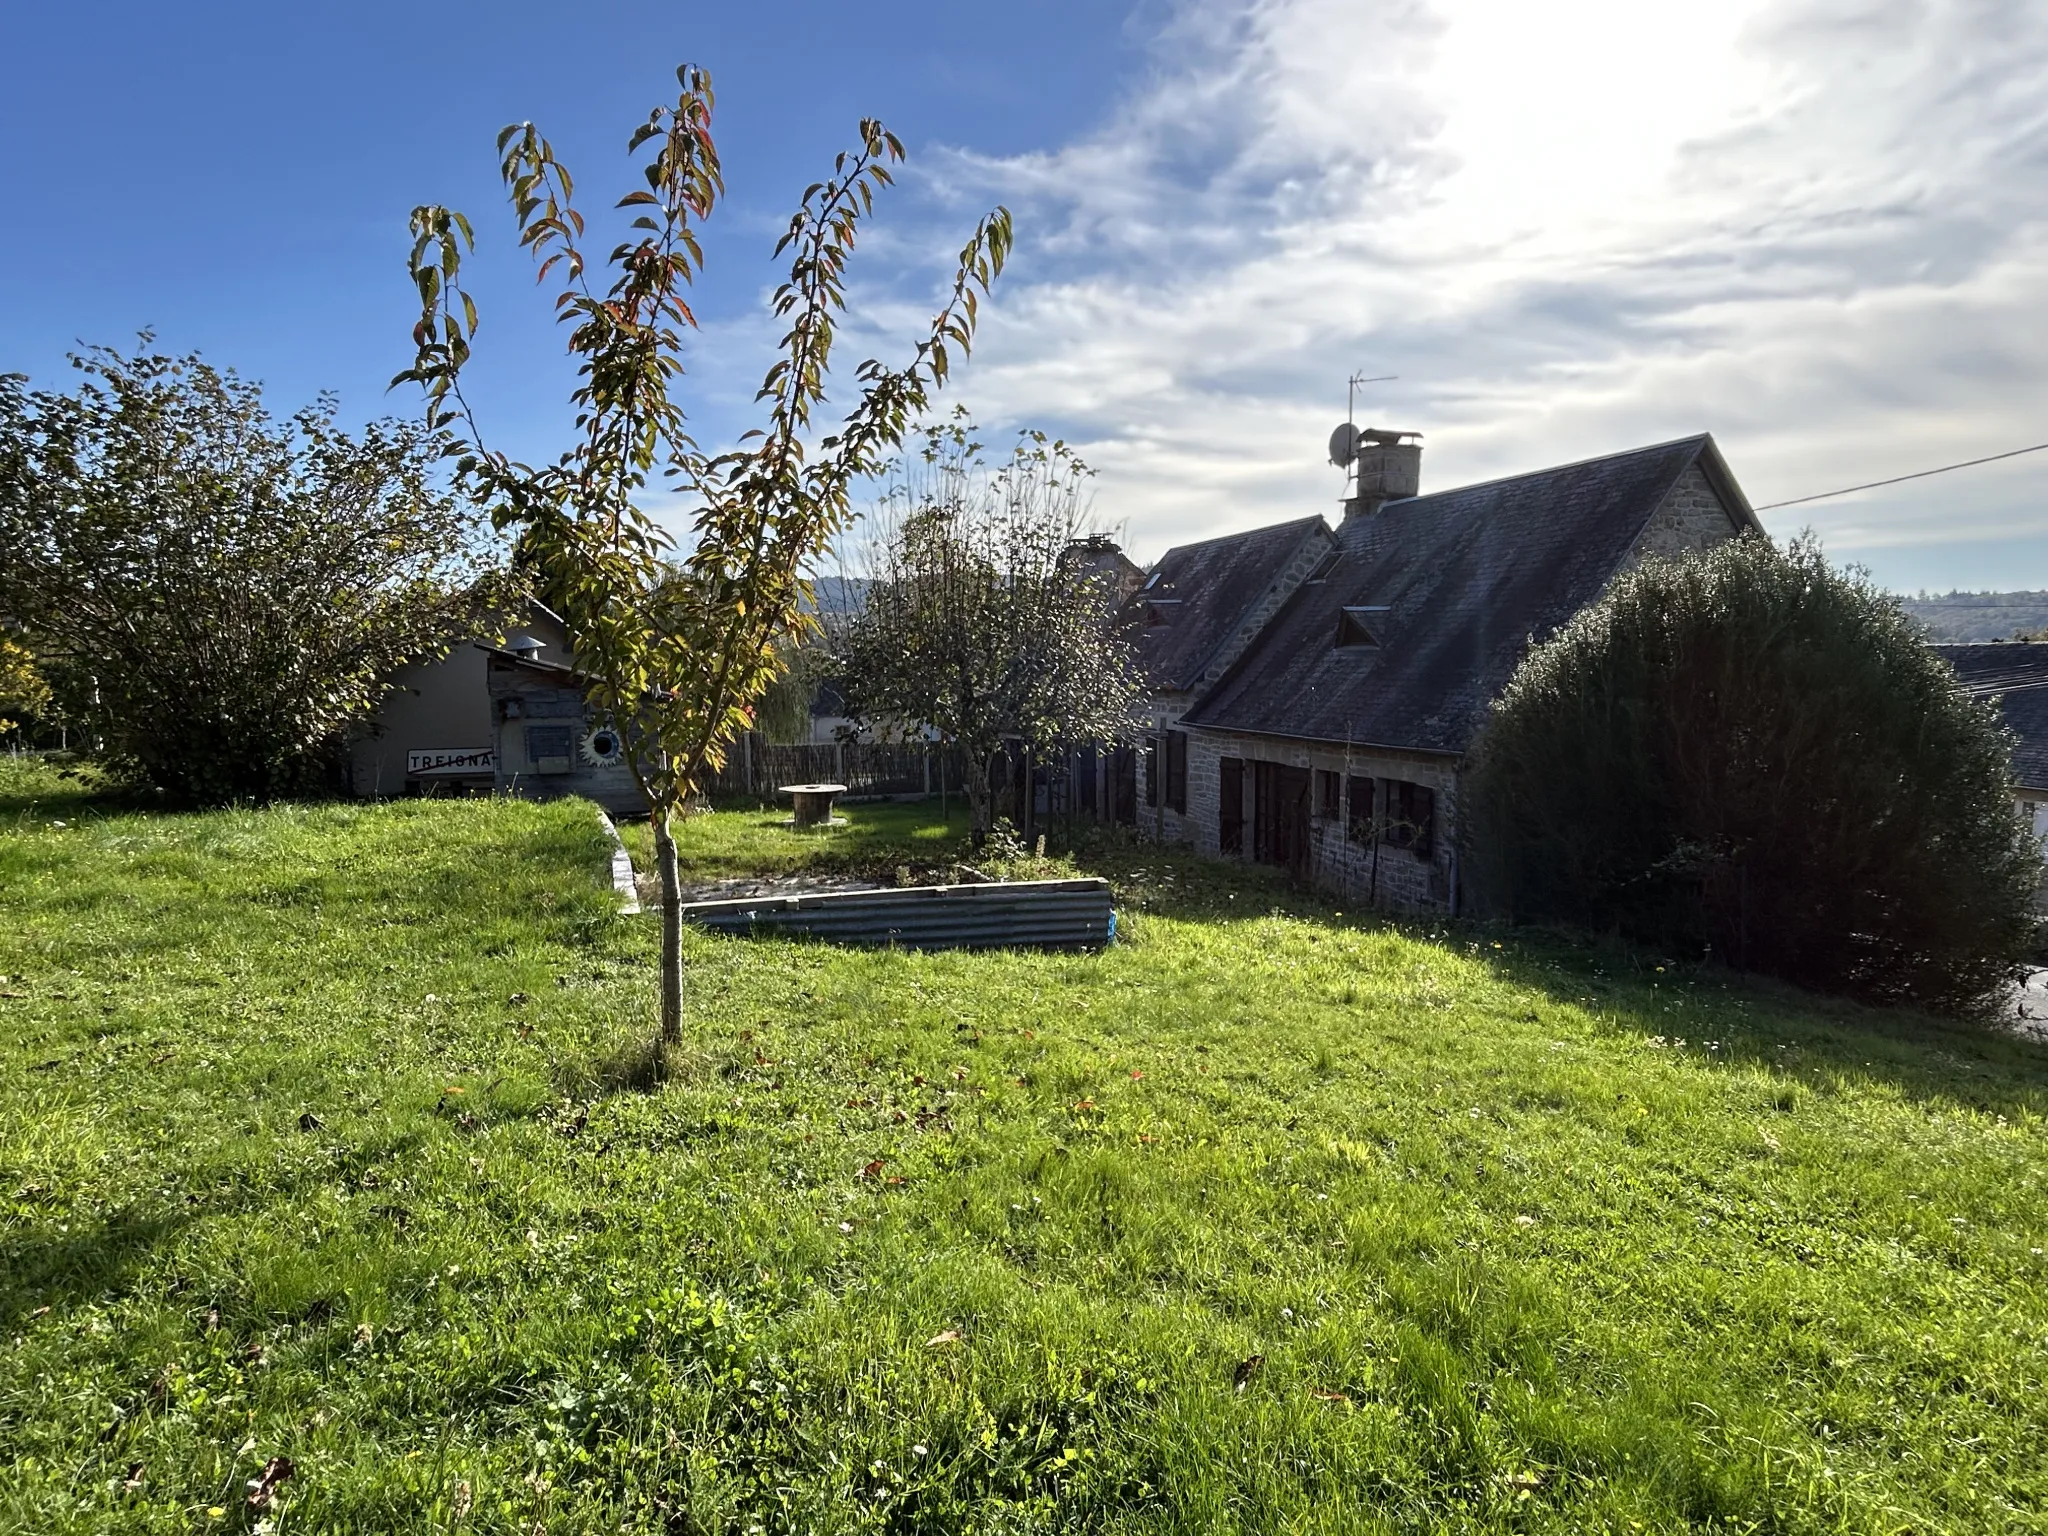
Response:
[1626, 460, 1742, 566]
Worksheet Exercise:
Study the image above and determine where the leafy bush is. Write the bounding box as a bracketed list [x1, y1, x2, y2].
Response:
[1462, 535, 2039, 1013]
[0, 343, 505, 805]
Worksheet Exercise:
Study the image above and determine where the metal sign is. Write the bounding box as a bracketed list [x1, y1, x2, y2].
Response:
[407, 748, 497, 777]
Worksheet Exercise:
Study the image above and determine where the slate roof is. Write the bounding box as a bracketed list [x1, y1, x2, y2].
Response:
[1119, 515, 1329, 692]
[1933, 643, 2048, 792]
[1184, 435, 1754, 754]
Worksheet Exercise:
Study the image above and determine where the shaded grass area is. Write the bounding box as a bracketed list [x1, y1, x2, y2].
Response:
[3, 772, 2046, 1532]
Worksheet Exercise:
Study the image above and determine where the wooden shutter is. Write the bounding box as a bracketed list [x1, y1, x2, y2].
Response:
[1219, 756, 1245, 853]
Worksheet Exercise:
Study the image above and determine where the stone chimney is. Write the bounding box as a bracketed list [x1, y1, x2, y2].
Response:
[1342, 429, 1422, 523]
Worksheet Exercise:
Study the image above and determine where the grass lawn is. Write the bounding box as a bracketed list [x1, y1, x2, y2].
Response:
[3, 760, 2046, 1534]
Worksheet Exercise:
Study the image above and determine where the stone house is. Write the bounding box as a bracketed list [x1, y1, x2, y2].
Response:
[1119, 431, 1764, 911]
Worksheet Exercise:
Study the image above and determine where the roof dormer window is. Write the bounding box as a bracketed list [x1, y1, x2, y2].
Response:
[1335, 606, 1389, 648]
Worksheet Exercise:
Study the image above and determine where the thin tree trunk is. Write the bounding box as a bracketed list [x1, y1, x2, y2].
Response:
[966, 751, 994, 848]
[654, 806, 684, 1046]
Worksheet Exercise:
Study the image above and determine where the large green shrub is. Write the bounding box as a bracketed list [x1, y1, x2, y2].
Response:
[0, 344, 505, 805]
[1462, 535, 2039, 1013]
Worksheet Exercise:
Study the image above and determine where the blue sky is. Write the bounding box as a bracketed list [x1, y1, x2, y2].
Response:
[7, 0, 2047, 590]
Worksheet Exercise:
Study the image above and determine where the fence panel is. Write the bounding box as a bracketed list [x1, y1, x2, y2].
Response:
[704, 735, 965, 803]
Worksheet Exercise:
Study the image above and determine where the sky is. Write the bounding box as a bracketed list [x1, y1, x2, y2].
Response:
[6, 0, 2046, 591]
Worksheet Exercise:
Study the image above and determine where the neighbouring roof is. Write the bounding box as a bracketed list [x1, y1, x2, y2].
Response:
[1184, 435, 1756, 754]
[1119, 515, 1329, 692]
[1933, 643, 2048, 792]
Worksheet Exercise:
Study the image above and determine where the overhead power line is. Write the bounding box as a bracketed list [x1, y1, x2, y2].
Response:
[1753, 440, 2048, 512]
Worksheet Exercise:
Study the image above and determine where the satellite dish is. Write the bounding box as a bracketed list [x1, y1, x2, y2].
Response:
[1328, 421, 1360, 468]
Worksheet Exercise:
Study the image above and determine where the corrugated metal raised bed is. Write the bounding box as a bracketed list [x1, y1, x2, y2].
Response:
[679, 877, 1114, 951]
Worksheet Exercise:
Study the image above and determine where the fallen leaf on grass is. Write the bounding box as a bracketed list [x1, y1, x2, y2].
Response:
[246, 1455, 295, 1512]
[1233, 1354, 1265, 1392]
[859, 1159, 886, 1180]
[1311, 1389, 1351, 1405]
[1499, 1470, 1546, 1494]
[1071, 1098, 1095, 1112]
[120, 1463, 145, 1493]
[30, 1305, 49, 1319]
[926, 1330, 962, 1348]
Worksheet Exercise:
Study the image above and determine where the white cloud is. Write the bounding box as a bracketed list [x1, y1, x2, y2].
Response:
[859, 0, 2048, 584]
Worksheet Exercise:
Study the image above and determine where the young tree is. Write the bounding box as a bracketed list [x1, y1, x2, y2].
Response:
[837, 415, 1145, 843]
[396, 65, 1009, 1048]
[1462, 535, 2040, 1014]
[0, 347, 504, 804]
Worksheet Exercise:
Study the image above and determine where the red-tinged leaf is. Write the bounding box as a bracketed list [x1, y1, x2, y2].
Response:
[859, 1159, 885, 1179]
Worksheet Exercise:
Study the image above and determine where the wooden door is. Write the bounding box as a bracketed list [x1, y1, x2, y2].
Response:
[1253, 762, 1312, 872]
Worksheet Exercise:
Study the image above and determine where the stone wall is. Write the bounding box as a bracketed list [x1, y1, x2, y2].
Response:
[1142, 721, 1460, 911]
[1628, 462, 1742, 565]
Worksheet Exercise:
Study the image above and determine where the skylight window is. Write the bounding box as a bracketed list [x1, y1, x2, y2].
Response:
[1335, 605, 1390, 648]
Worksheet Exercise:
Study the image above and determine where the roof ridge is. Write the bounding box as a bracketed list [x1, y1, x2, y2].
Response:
[1383, 433, 1711, 508]
[1152, 512, 1328, 564]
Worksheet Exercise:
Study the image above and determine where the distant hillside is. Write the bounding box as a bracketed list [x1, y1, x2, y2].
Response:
[1898, 591, 2048, 642]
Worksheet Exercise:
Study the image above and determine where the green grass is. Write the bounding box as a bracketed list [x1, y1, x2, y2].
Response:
[3, 758, 2046, 1533]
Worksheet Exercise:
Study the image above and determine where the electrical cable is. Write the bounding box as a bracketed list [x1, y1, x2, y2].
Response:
[1753, 440, 2048, 511]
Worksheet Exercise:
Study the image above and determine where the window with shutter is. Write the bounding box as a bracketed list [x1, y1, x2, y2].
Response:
[1385, 780, 1435, 856]
[1315, 770, 1341, 818]
[1346, 776, 1374, 844]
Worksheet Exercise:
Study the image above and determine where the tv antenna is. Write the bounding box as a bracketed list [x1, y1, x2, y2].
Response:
[1347, 371, 1396, 425]
[1330, 371, 1399, 470]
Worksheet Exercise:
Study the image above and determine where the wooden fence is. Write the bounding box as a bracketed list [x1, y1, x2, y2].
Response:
[704, 736, 966, 803]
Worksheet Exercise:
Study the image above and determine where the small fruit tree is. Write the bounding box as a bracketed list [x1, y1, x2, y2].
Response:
[398, 65, 1009, 1047]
